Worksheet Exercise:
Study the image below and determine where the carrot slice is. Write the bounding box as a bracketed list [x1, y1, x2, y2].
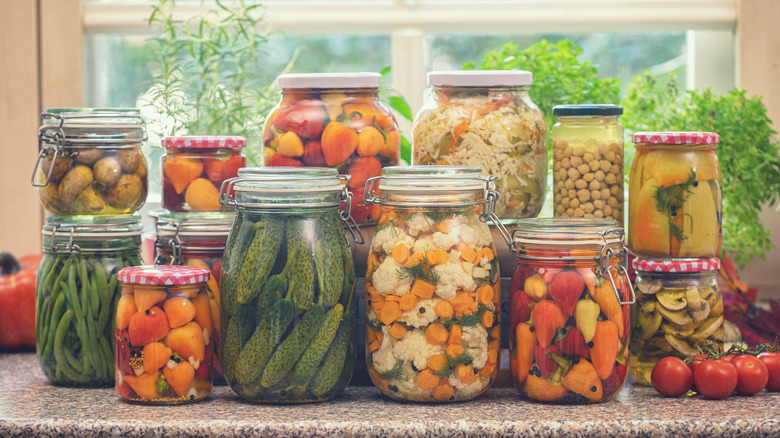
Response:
[399, 293, 418, 311]
[435, 301, 454, 318]
[425, 322, 449, 345]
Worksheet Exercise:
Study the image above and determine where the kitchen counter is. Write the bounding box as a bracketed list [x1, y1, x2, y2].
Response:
[2, 353, 779, 437]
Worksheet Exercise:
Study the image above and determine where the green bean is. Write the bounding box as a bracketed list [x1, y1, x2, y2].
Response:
[79, 257, 90, 323]
[40, 256, 59, 297]
[64, 266, 92, 376]
[98, 335, 114, 378]
[63, 344, 84, 374]
[53, 309, 87, 384]
[37, 295, 51, 353]
[90, 272, 99, 320]
[83, 295, 103, 381]
[94, 262, 111, 335]
[43, 293, 66, 360]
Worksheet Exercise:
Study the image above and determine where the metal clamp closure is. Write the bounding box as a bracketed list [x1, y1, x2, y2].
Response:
[48, 224, 80, 254]
[32, 113, 66, 187]
[219, 176, 241, 209]
[597, 228, 635, 305]
[153, 220, 183, 265]
[338, 174, 364, 244]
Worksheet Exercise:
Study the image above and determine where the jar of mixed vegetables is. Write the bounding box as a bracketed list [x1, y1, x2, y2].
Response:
[161, 136, 246, 212]
[218, 167, 359, 403]
[32, 108, 148, 215]
[501, 218, 634, 403]
[115, 265, 213, 403]
[628, 132, 721, 258]
[362, 166, 501, 402]
[262, 73, 401, 223]
[413, 71, 547, 221]
[552, 104, 624, 226]
[35, 215, 143, 386]
[631, 257, 723, 385]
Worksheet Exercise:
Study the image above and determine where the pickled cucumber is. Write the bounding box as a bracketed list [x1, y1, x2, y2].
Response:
[261, 304, 325, 388]
[290, 304, 344, 385]
[310, 316, 352, 397]
[235, 299, 295, 386]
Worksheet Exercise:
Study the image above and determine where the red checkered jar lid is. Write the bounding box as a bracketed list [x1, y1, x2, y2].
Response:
[162, 136, 246, 149]
[633, 257, 721, 273]
[632, 132, 719, 145]
[118, 265, 211, 285]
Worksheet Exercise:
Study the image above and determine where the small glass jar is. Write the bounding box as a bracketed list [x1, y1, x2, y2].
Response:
[552, 105, 624, 226]
[362, 166, 501, 402]
[628, 132, 722, 258]
[218, 167, 359, 403]
[32, 108, 148, 215]
[35, 215, 143, 386]
[631, 258, 723, 386]
[161, 136, 246, 212]
[413, 71, 547, 221]
[263, 73, 400, 224]
[115, 265, 213, 403]
[500, 218, 634, 404]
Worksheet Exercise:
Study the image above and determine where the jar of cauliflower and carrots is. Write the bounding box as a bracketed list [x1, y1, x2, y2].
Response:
[504, 218, 634, 404]
[362, 166, 501, 402]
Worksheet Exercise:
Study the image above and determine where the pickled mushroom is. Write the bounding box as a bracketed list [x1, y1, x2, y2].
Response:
[42, 150, 71, 182]
[689, 316, 723, 341]
[646, 336, 673, 352]
[74, 148, 104, 164]
[105, 173, 143, 209]
[656, 289, 687, 311]
[93, 157, 122, 186]
[686, 287, 711, 323]
[664, 334, 699, 356]
[637, 280, 662, 295]
[58, 165, 94, 203]
[75, 185, 106, 213]
[656, 305, 693, 326]
[118, 148, 141, 173]
[637, 305, 662, 340]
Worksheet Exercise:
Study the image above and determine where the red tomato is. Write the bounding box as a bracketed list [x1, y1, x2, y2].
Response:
[731, 354, 769, 395]
[694, 359, 738, 399]
[757, 352, 780, 391]
[651, 357, 693, 397]
[688, 353, 709, 375]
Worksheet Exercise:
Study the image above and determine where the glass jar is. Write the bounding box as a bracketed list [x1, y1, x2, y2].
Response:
[362, 166, 501, 402]
[262, 73, 400, 224]
[413, 70, 547, 221]
[218, 167, 359, 403]
[631, 258, 723, 385]
[500, 218, 634, 404]
[35, 215, 143, 386]
[154, 211, 234, 382]
[628, 132, 721, 258]
[32, 108, 148, 215]
[552, 105, 624, 226]
[161, 136, 246, 212]
[115, 265, 213, 403]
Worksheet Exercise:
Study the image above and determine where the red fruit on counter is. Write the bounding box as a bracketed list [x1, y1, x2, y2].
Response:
[348, 156, 383, 189]
[549, 270, 585, 317]
[532, 299, 567, 348]
[534, 344, 560, 379]
[128, 306, 171, 347]
[0, 252, 40, 349]
[272, 100, 327, 139]
[555, 326, 590, 359]
[204, 153, 244, 187]
[266, 154, 303, 167]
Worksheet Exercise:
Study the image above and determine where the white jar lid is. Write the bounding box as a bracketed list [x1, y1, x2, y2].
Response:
[277, 72, 382, 89]
[428, 70, 533, 87]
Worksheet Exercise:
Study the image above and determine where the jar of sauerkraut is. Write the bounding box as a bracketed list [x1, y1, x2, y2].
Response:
[413, 71, 547, 221]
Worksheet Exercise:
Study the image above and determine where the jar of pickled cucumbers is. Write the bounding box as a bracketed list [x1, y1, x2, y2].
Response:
[161, 136, 246, 212]
[32, 108, 148, 215]
[36, 215, 143, 386]
[631, 257, 723, 385]
[362, 166, 501, 402]
[552, 104, 624, 225]
[413, 70, 547, 221]
[498, 218, 634, 404]
[115, 265, 213, 403]
[628, 132, 721, 258]
[218, 167, 360, 403]
[263, 73, 401, 223]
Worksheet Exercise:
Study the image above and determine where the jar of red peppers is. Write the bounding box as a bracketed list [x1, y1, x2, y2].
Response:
[500, 218, 634, 403]
[262, 73, 400, 223]
[115, 265, 213, 403]
[161, 136, 246, 212]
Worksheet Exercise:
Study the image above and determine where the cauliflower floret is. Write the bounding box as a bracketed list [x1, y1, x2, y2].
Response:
[371, 224, 415, 255]
[433, 261, 477, 300]
[431, 231, 459, 251]
[396, 361, 433, 400]
[412, 234, 434, 254]
[458, 223, 493, 248]
[372, 257, 412, 296]
[398, 297, 442, 328]
[461, 324, 489, 369]
[392, 328, 445, 371]
[372, 326, 397, 373]
[448, 374, 489, 399]
[405, 214, 432, 237]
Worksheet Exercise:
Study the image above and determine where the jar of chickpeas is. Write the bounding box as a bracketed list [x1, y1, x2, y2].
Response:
[551, 105, 624, 226]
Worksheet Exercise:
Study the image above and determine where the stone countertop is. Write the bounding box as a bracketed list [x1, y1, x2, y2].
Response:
[2, 353, 780, 437]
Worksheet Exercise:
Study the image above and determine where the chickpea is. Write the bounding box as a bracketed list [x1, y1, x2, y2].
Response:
[595, 170, 606, 182]
[561, 157, 571, 169]
[575, 179, 588, 189]
[588, 160, 600, 172]
[564, 146, 573, 157]
[583, 202, 595, 213]
[568, 189, 577, 198]
[577, 189, 591, 202]
[609, 142, 622, 154]
[556, 180, 565, 191]
[571, 156, 583, 167]
[600, 160, 611, 173]
[583, 172, 595, 182]
[567, 168, 581, 180]
[558, 168, 568, 180]
[571, 198, 581, 209]
[610, 164, 621, 174]
[608, 197, 619, 207]
[584, 213, 595, 219]
[554, 161, 562, 171]
[605, 150, 616, 162]
[583, 152, 594, 163]
[591, 190, 601, 200]
[603, 205, 613, 217]
[577, 164, 590, 175]
[566, 207, 574, 216]
[594, 199, 605, 209]
[598, 143, 609, 156]
[573, 146, 585, 157]
[574, 207, 585, 217]
[556, 205, 565, 215]
[561, 197, 571, 208]
[589, 179, 601, 191]
[600, 187, 610, 199]
[554, 148, 564, 160]
[610, 185, 621, 196]
[605, 172, 617, 185]
[616, 190, 624, 201]
[594, 210, 604, 218]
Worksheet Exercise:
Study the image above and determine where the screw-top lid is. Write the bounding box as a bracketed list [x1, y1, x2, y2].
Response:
[428, 70, 532, 87]
[163, 136, 246, 149]
[633, 257, 721, 273]
[118, 265, 210, 286]
[277, 72, 381, 89]
[632, 132, 720, 145]
[553, 104, 623, 116]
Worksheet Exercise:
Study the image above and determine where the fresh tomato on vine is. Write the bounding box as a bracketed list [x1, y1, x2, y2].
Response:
[757, 352, 780, 391]
[651, 357, 693, 397]
[731, 354, 769, 395]
[694, 359, 738, 399]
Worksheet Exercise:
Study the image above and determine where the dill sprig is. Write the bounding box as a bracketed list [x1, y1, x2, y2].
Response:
[376, 358, 405, 381]
[367, 318, 384, 331]
[396, 256, 440, 285]
[436, 305, 491, 329]
[652, 169, 697, 242]
[432, 352, 474, 378]
[476, 259, 499, 286]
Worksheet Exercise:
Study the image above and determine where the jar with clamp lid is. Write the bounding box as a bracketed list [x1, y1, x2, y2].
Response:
[35, 215, 143, 386]
[218, 167, 361, 403]
[32, 108, 148, 215]
[497, 218, 634, 403]
[362, 166, 502, 402]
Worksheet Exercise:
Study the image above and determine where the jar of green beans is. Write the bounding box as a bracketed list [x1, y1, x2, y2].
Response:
[35, 215, 143, 386]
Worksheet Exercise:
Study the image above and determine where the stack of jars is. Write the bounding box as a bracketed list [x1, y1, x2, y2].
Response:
[627, 132, 724, 385]
[31, 108, 148, 387]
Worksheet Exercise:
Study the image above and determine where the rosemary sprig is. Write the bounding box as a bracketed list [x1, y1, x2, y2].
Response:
[396, 256, 440, 285]
[432, 352, 474, 378]
[652, 169, 696, 242]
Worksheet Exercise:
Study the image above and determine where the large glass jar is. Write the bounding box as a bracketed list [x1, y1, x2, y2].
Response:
[262, 73, 401, 224]
[154, 211, 234, 382]
[35, 215, 143, 386]
[552, 105, 624, 226]
[115, 265, 213, 403]
[362, 166, 501, 402]
[631, 258, 723, 386]
[218, 167, 359, 403]
[413, 70, 547, 221]
[161, 136, 246, 212]
[32, 108, 148, 215]
[628, 132, 721, 258]
[501, 218, 634, 404]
